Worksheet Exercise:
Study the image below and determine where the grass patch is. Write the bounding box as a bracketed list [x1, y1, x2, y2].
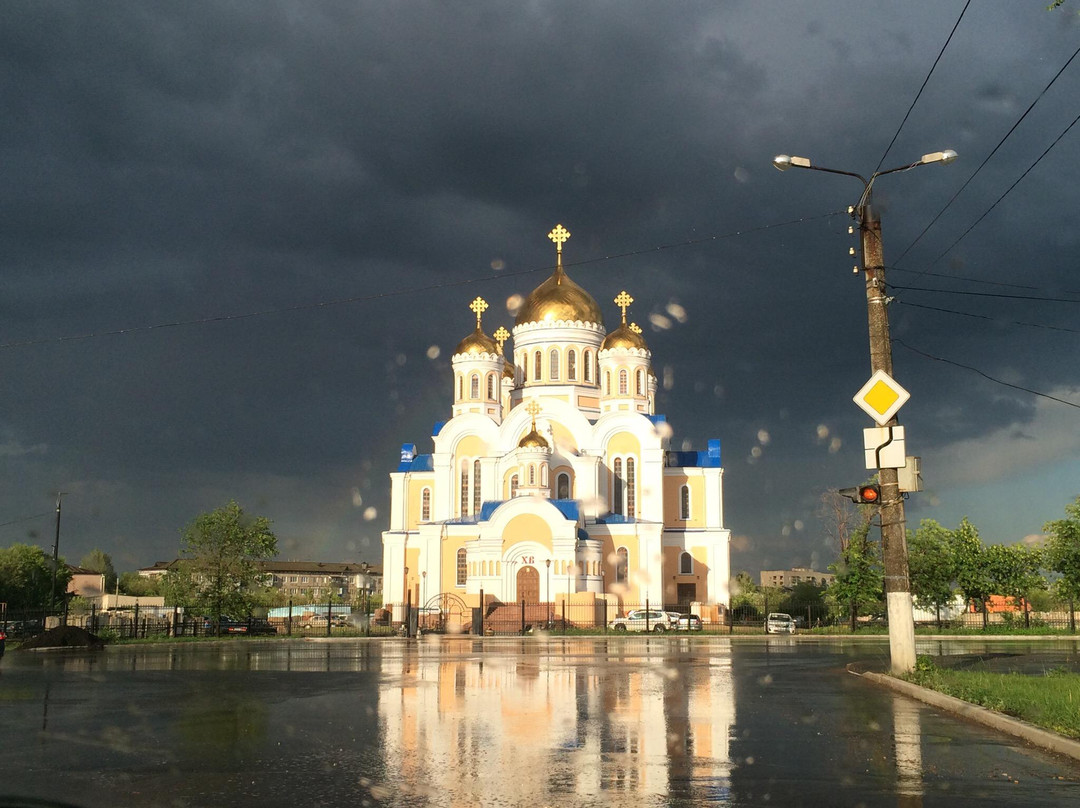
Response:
[904, 657, 1080, 739]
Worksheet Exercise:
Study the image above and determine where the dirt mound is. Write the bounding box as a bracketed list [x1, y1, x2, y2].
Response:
[18, 625, 106, 650]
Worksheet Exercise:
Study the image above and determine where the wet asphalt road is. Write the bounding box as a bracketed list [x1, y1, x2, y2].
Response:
[0, 636, 1077, 807]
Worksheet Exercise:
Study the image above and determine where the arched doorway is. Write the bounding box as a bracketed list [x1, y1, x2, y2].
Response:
[516, 565, 540, 604]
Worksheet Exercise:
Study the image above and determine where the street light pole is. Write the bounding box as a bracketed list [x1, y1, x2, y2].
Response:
[51, 492, 68, 612]
[773, 149, 956, 674]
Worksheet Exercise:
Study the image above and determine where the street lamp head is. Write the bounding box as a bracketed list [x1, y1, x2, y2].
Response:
[773, 154, 811, 171]
[920, 149, 958, 166]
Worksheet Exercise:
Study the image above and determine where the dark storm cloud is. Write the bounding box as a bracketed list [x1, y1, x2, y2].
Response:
[1, 1, 1078, 575]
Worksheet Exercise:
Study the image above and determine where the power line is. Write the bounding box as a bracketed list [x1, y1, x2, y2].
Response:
[0, 211, 842, 351]
[0, 512, 50, 530]
[894, 338, 1080, 410]
[889, 284, 1080, 304]
[892, 41, 1080, 269]
[894, 299, 1080, 335]
[874, 0, 971, 174]
[885, 265, 1040, 291]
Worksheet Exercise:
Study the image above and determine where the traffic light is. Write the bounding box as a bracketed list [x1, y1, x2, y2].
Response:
[839, 484, 881, 504]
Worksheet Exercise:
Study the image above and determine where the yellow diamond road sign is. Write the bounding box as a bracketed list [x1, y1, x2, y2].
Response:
[854, 370, 910, 426]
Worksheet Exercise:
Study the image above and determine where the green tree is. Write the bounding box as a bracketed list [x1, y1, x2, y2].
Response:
[117, 570, 160, 597]
[79, 548, 118, 593]
[828, 519, 883, 630]
[907, 519, 956, 623]
[984, 543, 1045, 614]
[179, 501, 277, 626]
[1044, 496, 1080, 603]
[948, 517, 993, 625]
[0, 543, 72, 609]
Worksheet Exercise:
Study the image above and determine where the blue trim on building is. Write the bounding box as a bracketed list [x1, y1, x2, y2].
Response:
[432, 421, 446, 437]
[595, 513, 639, 525]
[664, 438, 722, 468]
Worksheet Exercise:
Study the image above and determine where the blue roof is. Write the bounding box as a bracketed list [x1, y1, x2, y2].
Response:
[665, 438, 722, 469]
[595, 513, 639, 525]
[647, 414, 667, 426]
[432, 421, 446, 436]
[448, 498, 580, 524]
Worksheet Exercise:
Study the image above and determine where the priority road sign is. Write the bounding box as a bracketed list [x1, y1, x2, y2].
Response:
[853, 370, 910, 426]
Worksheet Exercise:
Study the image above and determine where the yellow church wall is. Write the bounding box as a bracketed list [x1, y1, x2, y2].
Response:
[662, 475, 706, 528]
[454, 434, 489, 460]
[662, 544, 711, 604]
[501, 514, 552, 553]
[606, 431, 641, 456]
[549, 421, 578, 452]
[404, 547, 421, 605]
[440, 533, 477, 598]
[405, 477, 432, 530]
[599, 532, 649, 606]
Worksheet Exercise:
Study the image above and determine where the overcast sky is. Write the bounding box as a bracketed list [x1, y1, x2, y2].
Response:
[2, 1, 1078, 577]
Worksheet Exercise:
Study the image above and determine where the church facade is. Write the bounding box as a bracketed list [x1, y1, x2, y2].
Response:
[381, 225, 731, 620]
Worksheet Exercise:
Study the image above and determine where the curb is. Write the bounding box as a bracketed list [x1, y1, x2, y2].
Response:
[848, 663, 1080, 763]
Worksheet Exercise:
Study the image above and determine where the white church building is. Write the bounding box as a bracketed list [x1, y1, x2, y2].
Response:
[381, 225, 731, 622]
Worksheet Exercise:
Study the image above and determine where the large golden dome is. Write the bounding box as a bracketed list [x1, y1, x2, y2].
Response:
[601, 323, 648, 351]
[515, 265, 603, 326]
[518, 427, 550, 450]
[454, 325, 499, 356]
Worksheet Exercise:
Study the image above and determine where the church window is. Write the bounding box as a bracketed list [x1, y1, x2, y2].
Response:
[612, 458, 623, 515]
[528, 464, 536, 486]
[541, 465, 548, 486]
[457, 549, 467, 586]
[636, 369, 644, 396]
[556, 472, 570, 500]
[521, 355, 527, 382]
[615, 547, 629, 584]
[534, 351, 542, 381]
[549, 349, 559, 380]
[460, 460, 470, 516]
[473, 459, 482, 514]
[510, 474, 519, 497]
[584, 350, 592, 382]
[619, 369, 628, 395]
[487, 373, 496, 400]
[470, 374, 480, 399]
[458, 375, 463, 400]
[679, 485, 690, 520]
[680, 552, 693, 575]
[421, 488, 431, 521]
[567, 350, 577, 381]
[626, 457, 636, 517]
[604, 371, 611, 396]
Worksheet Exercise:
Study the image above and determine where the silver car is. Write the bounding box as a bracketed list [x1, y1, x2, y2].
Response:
[609, 609, 674, 633]
[765, 612, 795, 634]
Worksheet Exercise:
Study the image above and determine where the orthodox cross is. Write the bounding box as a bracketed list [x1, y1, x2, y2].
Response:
[493, 326, 510, 351]
[629, 322, 642, 334]
[525, 399, 542, 430]
[614, 290, 633, 325]
[469, 296, 489, 328]
[548, 224, 571, 268]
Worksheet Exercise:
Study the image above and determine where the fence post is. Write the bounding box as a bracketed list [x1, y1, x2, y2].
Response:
[134, 602, 140, 638]
[326, 597, 333, 638]
[645, 598, 650, 633]
[479, 587, 485, 636]
[287, 600, 293, 636]
[90, 603, 96, 634]
[172, 606, 178, 637]
[520, 599, 526, 635]
[1071, 599, 1076, 634]
[562, 600, 566, 635]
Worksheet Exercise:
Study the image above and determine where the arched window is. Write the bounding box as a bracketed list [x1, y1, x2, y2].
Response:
[457, 548, 468, 586]
[473, 459, 481, 514]
[421, 488, 431, 521]
[487, 373, 496, 400]
[679, 552, 693, 575]
[556, 472, 570, 500]
[616, 547, 629, 584]
[534, 351, 542, 381]
[584, 350, 592, 382]
[636, 369, 644, 396]
[510, 474, 519, 497]
[612, 458, 623, 514]
[619, 369, 628, 395]
[626, 457, 636, 518]
[679, 485, 690, 520]
[457, 375, 463, 400]
[521, 355, 527, 382]
[567, 350, 577, 381]
[460, 460, 470, 516]
[549, 349, 560, 380]
[604, 371, 611, 396]
[541, 465, 548, 486]
[528, 464, 536, 485]
[470, 373, 480, 399]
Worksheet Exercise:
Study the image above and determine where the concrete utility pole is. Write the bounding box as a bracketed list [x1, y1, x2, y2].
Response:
[51, 492, 68, 612]
[772, 149, 957, 674]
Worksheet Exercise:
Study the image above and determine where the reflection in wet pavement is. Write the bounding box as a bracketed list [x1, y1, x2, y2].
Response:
[0, 637, 1078, 806]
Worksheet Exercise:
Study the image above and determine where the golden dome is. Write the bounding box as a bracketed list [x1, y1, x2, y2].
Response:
[601, 323, 648, 351]
[518, 428, 550, 450]
[502, 359, 515, 379]
[515, 266, 603, 326]
[454, 325, 499, 356]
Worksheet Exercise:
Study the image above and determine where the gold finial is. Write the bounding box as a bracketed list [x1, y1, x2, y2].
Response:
[525, 399, 542, 418]
[629, 322, 642, 334]
[614, 290, 633, 325]
[548, 224, 571, 270]
[493, 326, 510, 351]
[469, 296, 489, 328]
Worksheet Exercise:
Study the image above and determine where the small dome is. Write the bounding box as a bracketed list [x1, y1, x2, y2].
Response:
[518, 428, 550, 450]
[502, 359, 515, 380]
[601, 323, 648, 351]
[515, 267, 603, 326]
[454, 325, 499, 356]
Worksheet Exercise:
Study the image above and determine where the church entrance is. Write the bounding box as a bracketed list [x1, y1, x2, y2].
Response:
[516, 565, 540, 604]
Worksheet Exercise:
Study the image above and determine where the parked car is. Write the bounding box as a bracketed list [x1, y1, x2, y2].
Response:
[765, 612, 796, 634]
[675, 614, 703, 631]
[609, 609, 675, 633]
[301, 615, 349, 629]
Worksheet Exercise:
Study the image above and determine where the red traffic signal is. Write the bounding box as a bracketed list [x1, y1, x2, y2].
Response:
[839, 485, 881, 504]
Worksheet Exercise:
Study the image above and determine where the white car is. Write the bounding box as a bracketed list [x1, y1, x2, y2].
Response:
[765, 612, 795, 634]
[609, 609, 675, 633]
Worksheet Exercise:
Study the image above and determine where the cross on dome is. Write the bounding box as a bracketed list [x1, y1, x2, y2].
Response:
[525, 399, 542, 419]
[493, 326, 510, 350]
[629, 322, 642, 334]
[469, 296, 489, 327]
[614, 290, 634, 325]
[548, 224, 570, 270]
